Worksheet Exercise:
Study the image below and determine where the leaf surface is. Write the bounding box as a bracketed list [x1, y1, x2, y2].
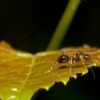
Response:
[0, 42, 100, 100]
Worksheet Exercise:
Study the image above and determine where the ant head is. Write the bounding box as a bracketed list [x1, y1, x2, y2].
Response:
[57, 51, 70, 63]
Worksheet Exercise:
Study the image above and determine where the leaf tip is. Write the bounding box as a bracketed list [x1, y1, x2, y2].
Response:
[61, 78, 69, 85]
[42, 84, 53, 91]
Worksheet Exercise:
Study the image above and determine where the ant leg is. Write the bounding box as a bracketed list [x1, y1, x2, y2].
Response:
[81, 58, 85, 65]
[69, 57, 75, 64]
[69, 66, 72, 76]
[83, 54, 95, 80]
[44, 60, 58, 74]
[68, 57, 73, 76]
[50, 60, 58, 70]
[90, 67, 95, 80]
[44, 62, 56, 74]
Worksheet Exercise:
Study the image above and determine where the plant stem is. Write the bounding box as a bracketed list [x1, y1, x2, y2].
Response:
[47, 0, 81, 50]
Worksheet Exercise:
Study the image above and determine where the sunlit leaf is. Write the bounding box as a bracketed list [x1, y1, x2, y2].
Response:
[0, 42, 100, 100]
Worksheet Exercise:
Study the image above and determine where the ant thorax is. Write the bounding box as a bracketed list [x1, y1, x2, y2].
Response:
[76, 51, 84, 58]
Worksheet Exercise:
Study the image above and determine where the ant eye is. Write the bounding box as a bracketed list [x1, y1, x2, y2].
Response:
[83, 54, 92, 62]
[57, 53, 69, 63]
[76, 51, 84, 57]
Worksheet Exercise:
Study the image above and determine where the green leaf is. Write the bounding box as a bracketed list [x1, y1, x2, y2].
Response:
[0, 42, 99, 100]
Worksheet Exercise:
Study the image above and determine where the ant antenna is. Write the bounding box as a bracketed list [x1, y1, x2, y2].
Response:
[47, 51, 69, 73]
[89, 67, 95, 80]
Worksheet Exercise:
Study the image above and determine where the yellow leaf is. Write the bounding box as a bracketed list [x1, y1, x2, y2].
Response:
[0, 42, 99, 100]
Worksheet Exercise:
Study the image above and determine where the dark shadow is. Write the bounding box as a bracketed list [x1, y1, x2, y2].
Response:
[31, 67, 100, 100]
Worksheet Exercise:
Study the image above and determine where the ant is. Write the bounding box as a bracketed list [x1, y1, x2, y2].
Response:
[46, 50, 95, 79]
[57, 51, 92, 64]
[57, 50, 95, 80]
